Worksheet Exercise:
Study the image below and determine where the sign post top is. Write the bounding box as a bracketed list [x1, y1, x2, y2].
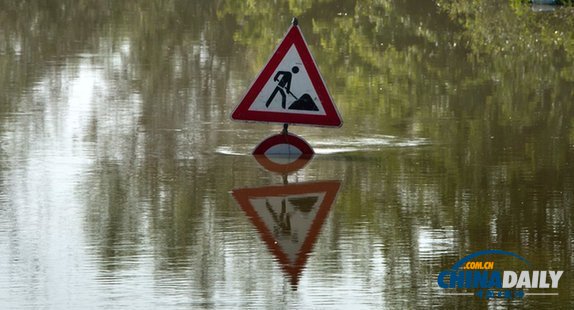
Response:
[231, 18, 342, 128]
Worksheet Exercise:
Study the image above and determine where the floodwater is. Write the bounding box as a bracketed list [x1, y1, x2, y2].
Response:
[1, 1, 574, 309]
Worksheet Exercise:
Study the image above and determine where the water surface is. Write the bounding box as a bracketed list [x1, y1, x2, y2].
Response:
[1, 0, 574, 308]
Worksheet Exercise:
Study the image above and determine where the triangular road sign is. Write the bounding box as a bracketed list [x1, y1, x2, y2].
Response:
[231, 22, 342, 127]
[232, 181, 341, 286]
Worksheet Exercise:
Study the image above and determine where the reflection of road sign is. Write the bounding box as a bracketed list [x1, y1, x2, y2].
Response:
[252, 132, 314, 156]
[232, 181, 341, 286]
[231, 22, 342, 127]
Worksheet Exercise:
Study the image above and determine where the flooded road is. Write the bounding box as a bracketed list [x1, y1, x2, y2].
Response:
[1, 0, 574, 308]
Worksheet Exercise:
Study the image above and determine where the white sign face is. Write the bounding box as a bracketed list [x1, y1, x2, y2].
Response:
[247, 45, 326, 116]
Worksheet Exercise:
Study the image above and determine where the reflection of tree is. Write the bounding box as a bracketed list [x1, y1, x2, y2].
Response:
[0, 0, 244, 296]
[219, 0, 573, 305]
[2, 0, 573, 307]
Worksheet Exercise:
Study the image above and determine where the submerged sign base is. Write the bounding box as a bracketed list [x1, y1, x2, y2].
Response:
[253, 154, 312, 175]
[253, 132, 314, 156]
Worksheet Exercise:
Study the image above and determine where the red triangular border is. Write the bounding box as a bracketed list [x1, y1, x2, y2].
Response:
[231, 25, 342, 127]
[231, 181, 341, 285]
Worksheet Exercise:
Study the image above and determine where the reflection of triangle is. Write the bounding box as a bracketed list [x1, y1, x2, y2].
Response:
[250, 193, 324, 264]
[232, 181, 341, 286]
[231, 24, 342, 127]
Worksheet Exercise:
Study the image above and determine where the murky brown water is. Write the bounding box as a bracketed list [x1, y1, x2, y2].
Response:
[1, 0, 574, 308]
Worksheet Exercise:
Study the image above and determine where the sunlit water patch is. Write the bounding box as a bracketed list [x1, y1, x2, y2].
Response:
[215, 135, 430, 156]
[214, 146, 251, 156]
[307, 135, 429, 154]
